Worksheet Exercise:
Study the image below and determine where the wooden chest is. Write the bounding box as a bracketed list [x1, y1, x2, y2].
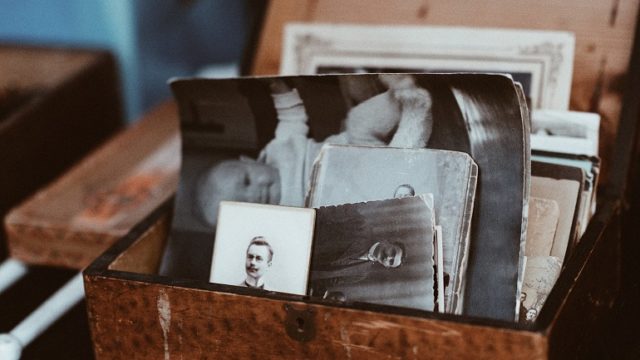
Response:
[0, 45, 123, 260]
[83, 196, 621, 359]
[4, 101, 179, 269]
[83, 0, 640, 358]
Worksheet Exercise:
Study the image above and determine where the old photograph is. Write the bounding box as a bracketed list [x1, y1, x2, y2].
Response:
[525, 197, 560, 258]
[519, 256, 562, 323]
[531, 110, 600, 157]
[307, 145, 477, 314]
[163, 73, 528, 321]
[281, 23, 575, 110]
[531, 161, 585, 263]
[532, 153, 601, 236]
[209, 201, 315, 295]
[310, 196, 436, 311]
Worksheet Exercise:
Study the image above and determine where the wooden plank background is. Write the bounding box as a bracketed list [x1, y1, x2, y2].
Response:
[252, 0, 640, 182]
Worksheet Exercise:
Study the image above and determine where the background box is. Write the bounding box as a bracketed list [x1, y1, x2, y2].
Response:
[0, 45, 123, 260]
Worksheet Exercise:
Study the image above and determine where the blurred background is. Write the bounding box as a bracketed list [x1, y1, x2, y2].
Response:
[0, 2, 266, 358]
[0, 0, 264, 122]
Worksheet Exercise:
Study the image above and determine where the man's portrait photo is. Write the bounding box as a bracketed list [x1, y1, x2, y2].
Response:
[241, 236, 273, 289]
[310, 195, 436, 311]
[209, 201, 315, 295]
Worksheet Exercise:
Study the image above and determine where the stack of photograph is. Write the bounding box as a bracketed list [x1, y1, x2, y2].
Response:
[161, 72, 538, 322]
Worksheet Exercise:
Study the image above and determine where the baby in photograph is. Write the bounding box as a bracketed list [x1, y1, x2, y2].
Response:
[194, 75, 433, 227]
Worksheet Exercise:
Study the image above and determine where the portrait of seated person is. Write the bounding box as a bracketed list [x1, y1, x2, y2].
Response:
[240, 236, 273, 290]
[193, 75, 433, 228]
[310, 238, 406, 298]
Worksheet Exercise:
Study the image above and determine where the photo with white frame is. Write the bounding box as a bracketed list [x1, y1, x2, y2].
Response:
[281, 23, 575, 110]
[210, 201, 316, 295]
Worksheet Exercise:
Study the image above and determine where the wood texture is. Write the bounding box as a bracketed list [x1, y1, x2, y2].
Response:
[85, 279, 546, 359]
[251, 0, 640, 181]
[0, 45, 124, 260]
[546, 200, 622, 358]
[109, 212, 171, 275]
[5, 101, 179, 269]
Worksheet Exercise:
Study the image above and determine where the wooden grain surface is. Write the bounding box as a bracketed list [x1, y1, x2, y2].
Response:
[5, 101, 180, 269]
[85, 277, 547, 359]
[251, 0, 639, 181]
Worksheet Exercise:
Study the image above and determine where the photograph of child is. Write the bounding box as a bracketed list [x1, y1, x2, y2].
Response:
[192, 75, 432, 228]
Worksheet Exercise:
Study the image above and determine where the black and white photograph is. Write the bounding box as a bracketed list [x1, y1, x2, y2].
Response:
[161, 72, 528, 321]
[530, 110, 600, 157]
[519, 256, 562, 323]
[280, 23, 575, 110]
[209, 201, 315, 295]
[307, 145, 477, 314]
[310, 196, 436, 311]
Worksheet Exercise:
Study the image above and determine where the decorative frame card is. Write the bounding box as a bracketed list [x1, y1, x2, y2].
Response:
[281, 23, 574, 110]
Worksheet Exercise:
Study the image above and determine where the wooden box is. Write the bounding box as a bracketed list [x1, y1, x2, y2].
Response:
[4, 101, 179, 269]
[84, 196, 621, 359]
[83, 0, 640, 358]
[0, 45, 124, 259]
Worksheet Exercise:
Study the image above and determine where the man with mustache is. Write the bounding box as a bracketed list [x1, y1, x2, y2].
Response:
[241, 236, 273, 289]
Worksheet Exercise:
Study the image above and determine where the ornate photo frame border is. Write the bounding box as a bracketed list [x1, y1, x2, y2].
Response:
[281, 23, 575, 110]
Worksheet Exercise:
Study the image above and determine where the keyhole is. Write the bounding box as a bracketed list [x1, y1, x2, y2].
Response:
[284, 304, 315, 342]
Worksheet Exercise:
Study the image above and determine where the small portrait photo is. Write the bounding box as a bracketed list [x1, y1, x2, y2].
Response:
[310, 196, 436, 311]
[209, 201, 316, 295]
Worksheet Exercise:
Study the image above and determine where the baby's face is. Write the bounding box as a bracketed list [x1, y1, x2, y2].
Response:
[212, 159, 281, 204]
[195, 159, 281, 227]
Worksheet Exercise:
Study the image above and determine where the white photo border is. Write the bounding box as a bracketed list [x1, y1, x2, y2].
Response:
[281, 23, 574, 110]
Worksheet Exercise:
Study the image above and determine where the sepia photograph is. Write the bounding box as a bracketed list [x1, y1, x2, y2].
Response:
[163, 72, 528, 321]
[519, 255, 562, 323]
[310, 196, 436, 311]
[209, 201, 316, 295]
[525, 197, 560, 258]
[281, 23, 575, 110]
[532, 153, 600, 230]
[531, 161, 585, 263]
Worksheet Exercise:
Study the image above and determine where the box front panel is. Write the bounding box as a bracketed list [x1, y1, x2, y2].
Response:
[85, 275, 547, 359]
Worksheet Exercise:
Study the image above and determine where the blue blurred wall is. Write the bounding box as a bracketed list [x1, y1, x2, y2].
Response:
[0, 0, 250, 121]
